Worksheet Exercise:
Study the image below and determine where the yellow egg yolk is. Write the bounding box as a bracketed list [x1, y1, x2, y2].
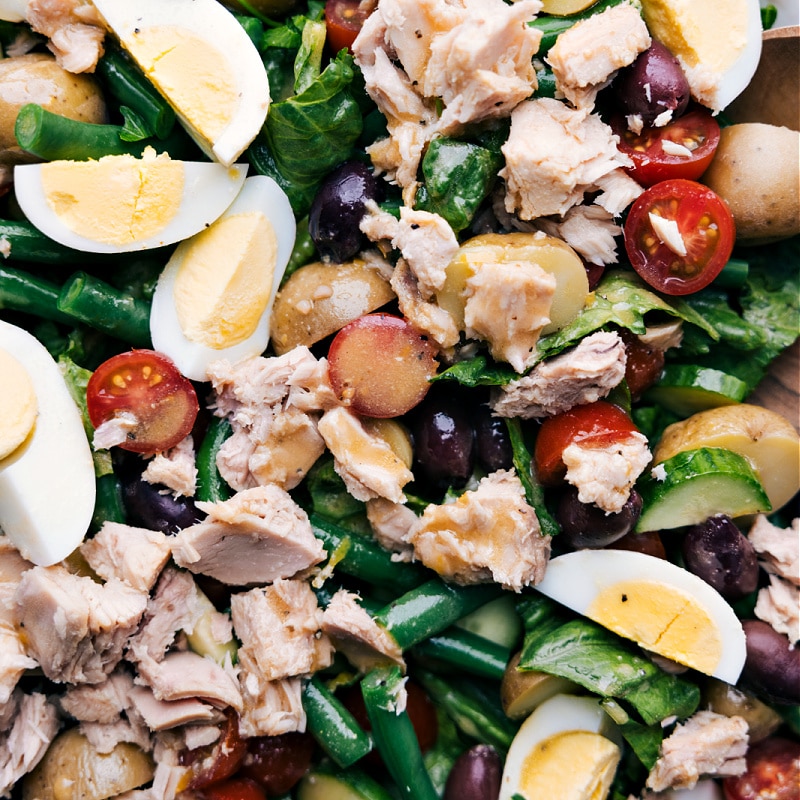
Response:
[0, 348, 37, 460]
[589, 579, 723, 675]
[519, 731, 621, 800]
[40, 148, 184, 245]
[124, 26, 237, 144]
[173, 211, 277, 348]
[641, 0, 748, 73]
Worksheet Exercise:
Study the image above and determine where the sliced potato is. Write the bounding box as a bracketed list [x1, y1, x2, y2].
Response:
[437, 232, 590, 334]
[23, 728, 155, 800]
[652, 404, 800, 511]
[701, 123, 800, 244]
[501, 651, 579, 720]
[270, 259, 395, 355]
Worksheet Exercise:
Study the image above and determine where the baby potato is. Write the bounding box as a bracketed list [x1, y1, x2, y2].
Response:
[0, 53, 107, 165]
[270, 259, 395, 355]
[701, 123, 800, 245]
[23, 728, 155, 800]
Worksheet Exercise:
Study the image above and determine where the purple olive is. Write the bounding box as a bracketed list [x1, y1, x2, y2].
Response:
[444, 744, 502, 800]
[681, 515, 759, 600]
[308, 160, 383, 263]
[473, 405, 513, 472]
[613, 39, 690, 125]
[556, 486, 643, 549]
[742, 620, 800, 705]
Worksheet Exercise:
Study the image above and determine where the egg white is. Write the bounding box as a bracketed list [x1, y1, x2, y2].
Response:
[0, 320, 95, 566]
[13, 159, 248, 254]
[500, 693, 622, 800]
[91, 0, 270, 167]
[535, 549, 747, 684]
[150, 175, 296, 382]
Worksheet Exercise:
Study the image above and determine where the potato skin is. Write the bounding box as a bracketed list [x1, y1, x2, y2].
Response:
[0, 53, 107, 164]
[701, 123, 800, 245]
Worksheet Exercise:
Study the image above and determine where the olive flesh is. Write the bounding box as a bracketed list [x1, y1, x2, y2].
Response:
[741, 619, 800, 705]
[473, 405, 513, 472]
[556, 486, 643, 549]
[444, 744, 502, 800]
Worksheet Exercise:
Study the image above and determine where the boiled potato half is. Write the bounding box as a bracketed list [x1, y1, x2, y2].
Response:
[0, 54, 107, 165]
[701, 123, 800, 244]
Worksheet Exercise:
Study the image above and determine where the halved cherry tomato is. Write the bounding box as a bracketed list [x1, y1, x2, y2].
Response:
[86, 349, 199, 454]
[181, 712, 247, 789]
[533, 401, 640, 486]
[325, 0, 370, 53]
[723, 737, 800, 800]
[623, 178, 735, 296]
[199, 777, 266, 800]
[240, 731, 315, 794]
[611, 108, 721, 186]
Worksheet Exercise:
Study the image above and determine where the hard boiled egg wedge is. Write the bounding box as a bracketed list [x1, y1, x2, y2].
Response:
[0, 320, 95, 566]
[91, 0, 270, 167]
[536, 549, 747, 684]
[640, 0, 762, 113]
[150, 175, 295, 382]
[500, 693, 622, 800]
[13, 149, 247, 254]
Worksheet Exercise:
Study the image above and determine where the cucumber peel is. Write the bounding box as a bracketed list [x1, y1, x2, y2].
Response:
[635, 446, 771, 532]
[645, 365, 748, 417]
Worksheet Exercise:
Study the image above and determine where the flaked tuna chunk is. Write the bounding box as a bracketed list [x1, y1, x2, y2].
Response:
[172, 486, 325, 585]
[128, 686, 219, 731]
[318, 406, 414, 504]
[408, 470, 549, 591]
[0, 690, 60, 798]
[231, 579, 333, 682]
[141, 435, 197, 499]
[60, 667, 134, 724]
[320, 588, 405, 672]
[0, 537, 32, 583]
[754, 574, 800, 643]
[646, 711, 748, 792]
[491, 331, 627, 419]
[533, 205, 623, 266]
[366, 498, 417, 561]
[135, 650, 242, 713]
[81, 522, 172, 593]
[238, 675, 306, 738]
[501, 98, 634, 221]
[15, 565, 148, 684]
[27, 0, 105, 73]
[546, 3, 650, 110]
[748, 515, 800, 585]
[80, 716, 151, 756]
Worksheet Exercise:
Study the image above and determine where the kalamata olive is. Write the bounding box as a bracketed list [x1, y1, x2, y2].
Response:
[616, 327, 665, 400]
[681, 515, 759, 600]
[444, 744, 502, 800]
[473, 405, 513, 472]
[411, 391, 476, 491]
[741, 619, 800, 705]
[308, 159, 382, 262]
[613, 40, 690, 125]
[556, 486, 643, 549]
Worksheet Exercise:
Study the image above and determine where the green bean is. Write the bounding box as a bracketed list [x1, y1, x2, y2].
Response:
[91, 473, 126, 531]
[412, 626, 511, 682]
[57, 271, 151, 347]
[0, 264, 72, 323]
[414, 668, 518, 753]
[361, 666, 439, 800]
[0, 220, 110, 265]
[283, 215, 317, 282]
[374, 580, 502, 651]
[195, 417, 234, 504]
[302, 676, 373, 768]
[310, 513, 429, 595]
[96, 46, 176, 140]
[714, 258, 750, 289]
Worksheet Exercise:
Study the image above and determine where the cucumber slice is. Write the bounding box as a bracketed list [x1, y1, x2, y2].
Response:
[635, 446, 771, 532]
[646, 365, 749, 417]
[297, 768, 393, 800]
[455, 594, 523, 649]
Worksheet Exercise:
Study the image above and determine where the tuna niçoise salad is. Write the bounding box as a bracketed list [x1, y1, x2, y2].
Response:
[0, 0, 797, 797]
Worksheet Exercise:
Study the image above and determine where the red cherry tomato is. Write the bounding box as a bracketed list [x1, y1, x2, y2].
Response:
[616, 327, 665, 399]
[183, 711, 247, 790]
[533, 401, 640, 486]
[325, 0, 370, 53]
[199, 777, 266, 800]
[611, 108, 721, 186]
[623, 178, 735, 296]
[240, 731, 315, 795]
[86, 349, 199, 454]
[723, 737, 800, 800]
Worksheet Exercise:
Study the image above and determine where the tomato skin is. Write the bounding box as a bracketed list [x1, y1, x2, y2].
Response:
[723, 737, 800, 800]
[533, 401, 640, 486]
[623, 178, 735, 296]
[183, 711, 247, 790]
[86, 349, 199, 454]
[325, 0, 370, 53]
[240, 731, 315, 795]
[611, 108, 721, 186]
[616, 327, 665, 399]
[198, 777, 267, 800]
